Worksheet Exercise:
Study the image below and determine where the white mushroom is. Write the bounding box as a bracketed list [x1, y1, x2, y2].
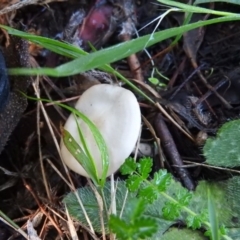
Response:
[60, 84, 141, 178]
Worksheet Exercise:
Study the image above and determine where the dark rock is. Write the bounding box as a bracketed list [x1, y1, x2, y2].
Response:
[0, 36, 30, 154]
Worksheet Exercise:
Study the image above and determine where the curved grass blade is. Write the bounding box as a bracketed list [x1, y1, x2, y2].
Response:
[158, 0, 239, 15]
[74, 113, 109, 186]
[194, 0, 240, 5]
[63, 128, 100, 185]
[3, 16, 240, 77]
[24, 94, 109, 187]
[208, 187, 220, 240]
[2, 16, 240, 104]
[0, 25, 86, 59]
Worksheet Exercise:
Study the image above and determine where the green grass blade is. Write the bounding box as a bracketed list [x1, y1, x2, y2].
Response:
[63, 128, 99, 185]
[5, 16, 240, 77]
[194, 0, 240, 5]
[2, 15, 240, 105]
[0, 25, 86, 58]
[208, 187, 220, 240]
[73, 114, 109, 186]
[157, 0, 240, 15]
[24, 94, 109, 187]
[0, 26, 154, 103]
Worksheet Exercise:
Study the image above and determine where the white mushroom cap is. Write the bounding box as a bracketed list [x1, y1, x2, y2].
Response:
[60, 84, 141, 178]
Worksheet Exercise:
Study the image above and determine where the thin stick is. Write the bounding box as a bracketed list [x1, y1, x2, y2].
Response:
[154, 114, 195, 190]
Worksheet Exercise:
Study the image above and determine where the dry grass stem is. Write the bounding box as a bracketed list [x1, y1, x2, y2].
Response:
[33, 78, 52, 200]
[142, 115, 165, 168]
[45, 159, 73, 190]
[88, 180, 106, 240]
[183, 160, 240, 174]
[65, 205, 79, 240]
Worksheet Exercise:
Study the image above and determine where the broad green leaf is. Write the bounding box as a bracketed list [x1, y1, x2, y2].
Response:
[203, 119, 240, 167]
[63, 178, 240, 238]
[161, 227, 206, 240]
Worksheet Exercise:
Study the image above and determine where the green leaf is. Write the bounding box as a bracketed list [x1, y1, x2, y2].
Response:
[186, 215, 203, 230]
[152, 170, 172, 192]
[138, 186, 158, 203]
[64, 108, 109, 187]
[109, 198, 158, 239]
[162, 227, 206, 240]
[162, 202, 181, 220]
[120, 157, 137, 175]
[62, 129, 98, 184]
[133, 217, 158, 239]
[148, 77, 160, 85]
[176, 189, 193, 206]
[137, 157, 153, 179]
[109, 215, 130, 240]
[203, 119, 240, 168]
[109, 215, 158, 240]
[204, 229, 212, 239]
[126, 175, 142, 192]
[64, 182, 133, 233]
[219, 225, 228, 236]
[64, 178, 240, 238]
[126, 199, 146, 222]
